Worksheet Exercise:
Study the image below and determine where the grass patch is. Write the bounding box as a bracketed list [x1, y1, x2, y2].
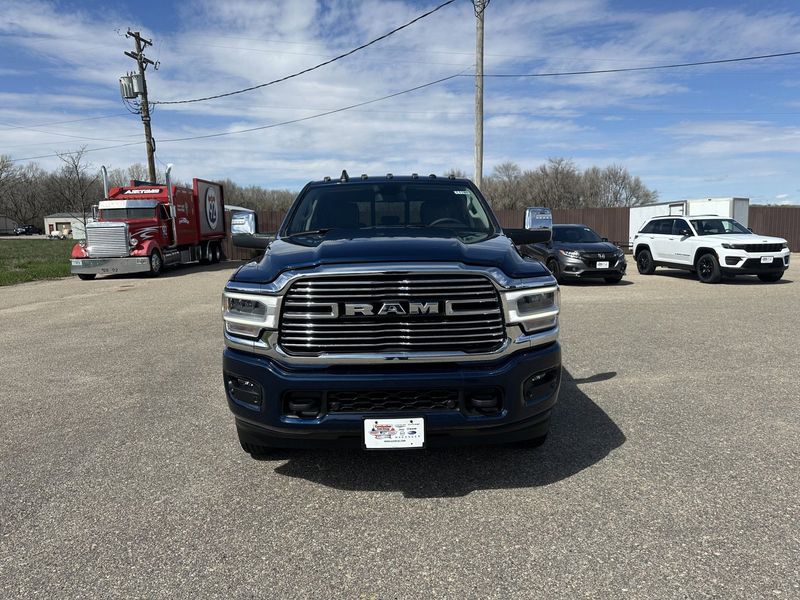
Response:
[0, 239, 76, 286]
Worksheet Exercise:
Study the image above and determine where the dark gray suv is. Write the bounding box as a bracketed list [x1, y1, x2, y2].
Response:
[521, 224, 626, 283]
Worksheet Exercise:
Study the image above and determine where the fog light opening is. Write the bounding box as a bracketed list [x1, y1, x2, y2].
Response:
[225, 374, 262, 406]
[523, 367, 560, 404]
[284, 392, 323, 418]
[465, 389, 502, 415]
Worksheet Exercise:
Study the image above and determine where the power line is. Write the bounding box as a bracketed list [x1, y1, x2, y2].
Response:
[0, 113, 131, 131]
[8, 70, 468, 162]
[152, 0, 456, 105]
[469, 50, 800, 78]
[155, 72, 466, 141]
[9, 141, 144, 163]
[10, 49, 799, 162]
[0, 120, 138, 143]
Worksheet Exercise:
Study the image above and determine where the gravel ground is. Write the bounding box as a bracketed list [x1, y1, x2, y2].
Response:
[0, 259, 797, 599]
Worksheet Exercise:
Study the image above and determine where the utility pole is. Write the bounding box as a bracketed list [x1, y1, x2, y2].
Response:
[473, 1, 490, 190]
[123, 30, 158, 183]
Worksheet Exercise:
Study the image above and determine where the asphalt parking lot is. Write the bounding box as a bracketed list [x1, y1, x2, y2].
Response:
[1, 259, 798, 599]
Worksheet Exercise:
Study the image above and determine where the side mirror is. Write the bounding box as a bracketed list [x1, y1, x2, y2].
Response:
[680, 229, 692, 237]
[602, 237, 608, 242]
[508, 206, 552, 245]
[91, 205, 99, 220]
[232, 233, 275, 249]
[748, 227, 754, 232]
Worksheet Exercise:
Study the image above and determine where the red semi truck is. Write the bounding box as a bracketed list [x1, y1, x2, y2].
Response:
[71, 165, 226, 280]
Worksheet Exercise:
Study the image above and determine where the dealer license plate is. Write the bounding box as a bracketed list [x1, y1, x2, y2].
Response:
[363, 417, 425, 449]
[760, 256, 773, 263]
[596, 261, 610, 269]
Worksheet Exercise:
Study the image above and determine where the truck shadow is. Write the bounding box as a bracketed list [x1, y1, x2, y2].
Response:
[270, 368, 625, 498]
[159, 260, 248, 278]
[559, 279, 634, 287]
[656, 269, 793, 285]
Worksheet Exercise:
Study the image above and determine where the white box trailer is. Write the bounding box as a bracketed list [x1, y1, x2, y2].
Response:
[629, 197, 749, 246]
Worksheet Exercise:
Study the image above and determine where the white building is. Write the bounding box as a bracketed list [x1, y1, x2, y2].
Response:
[43, 213, 89, 239]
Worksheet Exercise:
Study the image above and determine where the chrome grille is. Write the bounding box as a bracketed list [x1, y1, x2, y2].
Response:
[279, 273, 506, 355]
[86, 223, 129, 257]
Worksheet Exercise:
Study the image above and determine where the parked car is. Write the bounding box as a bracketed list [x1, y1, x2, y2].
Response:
[13, 225, 42, 235]
[520, 224, 627, 283]
[632, 215, 790, 283]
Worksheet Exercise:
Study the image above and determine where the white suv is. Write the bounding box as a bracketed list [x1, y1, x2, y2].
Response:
[632, 215, 790, 283]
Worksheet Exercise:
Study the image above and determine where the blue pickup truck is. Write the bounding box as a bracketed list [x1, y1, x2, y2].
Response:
[221, 173, 561, 454]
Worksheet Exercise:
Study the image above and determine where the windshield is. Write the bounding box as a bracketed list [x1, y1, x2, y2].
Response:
[283, 182, 495, 242]
[101, 208, 156, 221]
[690, 218, 749, 235]
[553, 226, 603, 243]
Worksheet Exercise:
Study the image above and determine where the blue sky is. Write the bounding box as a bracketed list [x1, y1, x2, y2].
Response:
[1, 0, 799, 204]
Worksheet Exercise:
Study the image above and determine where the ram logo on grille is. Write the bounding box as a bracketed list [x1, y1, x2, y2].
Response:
[344, 301, 439, 317]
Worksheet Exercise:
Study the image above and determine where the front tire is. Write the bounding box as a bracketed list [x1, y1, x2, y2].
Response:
[149, 250, 163, 277]
[77, 273, 96, 281]
[546, 258, 562, 282]
[636, 249, 655, 274]
[696, 253, 721, 283]
[757, 272, 783, 282]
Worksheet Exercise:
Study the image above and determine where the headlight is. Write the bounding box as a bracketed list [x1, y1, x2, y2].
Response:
[783, 242, 789, 249]
[558, 249, 581, 259]
[222, 292, 280, 339]
[503, 286, 559, 333]
[721, 243, 734, 249]
[129, 237, 138, 247]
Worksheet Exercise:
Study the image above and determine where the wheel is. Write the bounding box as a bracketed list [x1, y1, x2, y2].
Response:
[757, 272, 783, 282]
[239, 441, 273, 458]
[604, 275, 623, 284]
[211, 243, 221, 263]
[523, 433, 547, 448]
[199, 242, 211, 265]
[546, 258, 562, 282]
[696, 253, 721, 283]
[636, 248, 655, 274]
[149, 250, 163, 277]
[77, 273, 96, 281]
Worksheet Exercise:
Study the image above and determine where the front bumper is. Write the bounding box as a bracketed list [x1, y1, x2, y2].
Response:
[224, 342, 561, 449]
[70, 257, 150, 276]
[558, 254, 627, 279]
[720, 252, 789, 275]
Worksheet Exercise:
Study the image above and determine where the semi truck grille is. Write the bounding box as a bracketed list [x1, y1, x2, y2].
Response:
[279, 273, 506, 355]
[86, 224, 129, 257]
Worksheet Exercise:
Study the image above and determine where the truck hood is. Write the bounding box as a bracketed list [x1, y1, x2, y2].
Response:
[231, 231, 551, 284]
[701, 233, 787, 245]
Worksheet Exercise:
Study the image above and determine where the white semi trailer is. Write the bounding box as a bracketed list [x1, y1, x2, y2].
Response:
[629, 197, 749, 247]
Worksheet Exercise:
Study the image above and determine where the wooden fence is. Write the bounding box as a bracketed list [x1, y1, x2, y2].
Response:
[222, 205, 799, 260]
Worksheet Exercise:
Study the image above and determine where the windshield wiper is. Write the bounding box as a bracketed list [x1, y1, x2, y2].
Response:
[284, 228, 332, 238]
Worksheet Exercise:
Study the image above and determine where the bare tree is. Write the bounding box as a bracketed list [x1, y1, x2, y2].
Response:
[50, 148, 102, 228]
[1, 163, 52, 226]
